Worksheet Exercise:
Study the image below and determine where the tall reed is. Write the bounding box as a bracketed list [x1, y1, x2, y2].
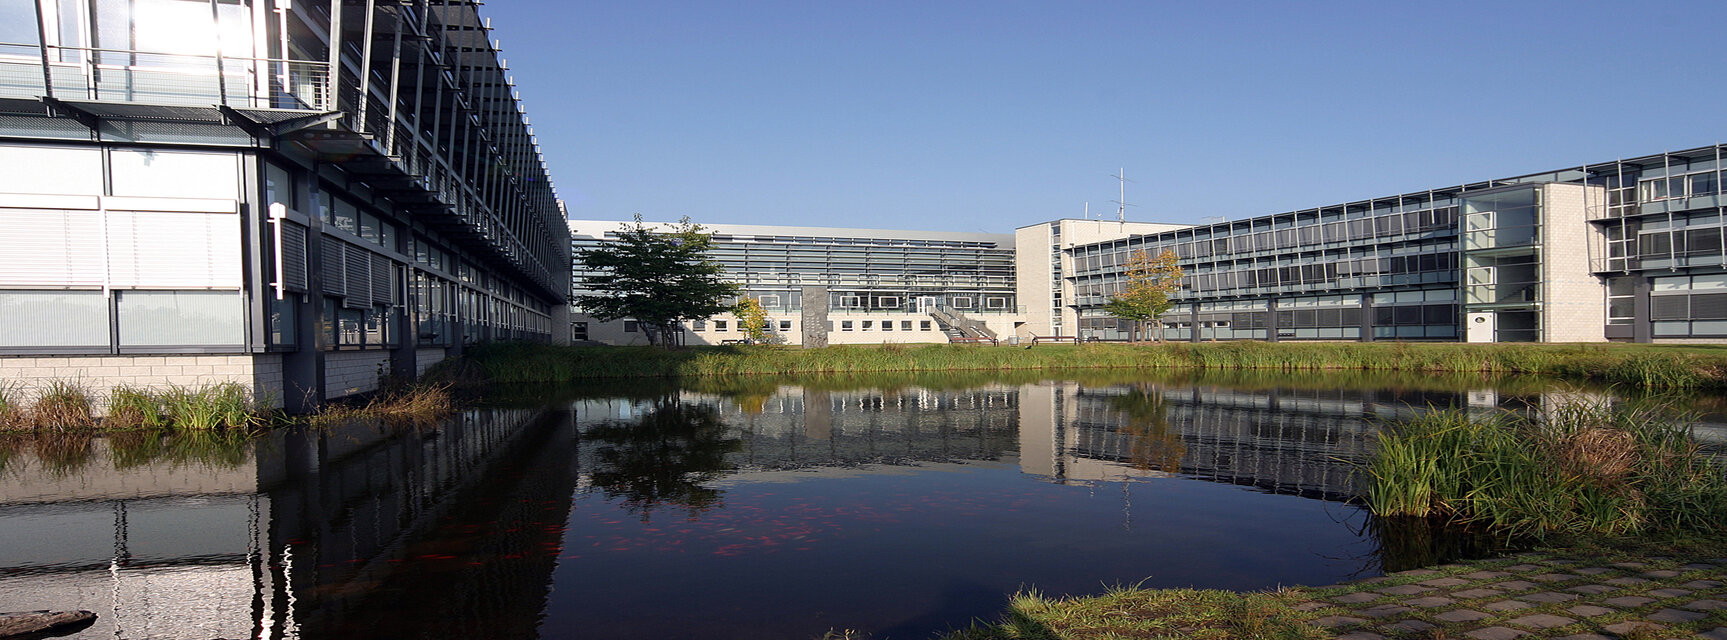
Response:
[1365, 401, 1727, 538]
[161, 383, 261, 430]
[30, 379, 95, 430]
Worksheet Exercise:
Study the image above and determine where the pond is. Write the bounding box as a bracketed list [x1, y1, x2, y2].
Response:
[2, 370, 1720, 639]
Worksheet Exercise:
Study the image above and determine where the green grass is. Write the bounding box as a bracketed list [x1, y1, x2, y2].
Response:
[160, 383, 263, 430]
[29, 379, 95, 431]
[935, 586, 1326, 640]
[106, 385, 167, 430]
[1364, 401, 1727, 538]
[441, 341, 1727, 390]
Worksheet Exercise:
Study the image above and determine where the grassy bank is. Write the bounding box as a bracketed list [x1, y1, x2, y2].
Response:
[447, 341, 1727, 389]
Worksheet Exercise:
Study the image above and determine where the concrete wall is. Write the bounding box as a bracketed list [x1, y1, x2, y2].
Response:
[1541, 183, 1609, 342]
[323, 350, 392, 399]
[0, 354, 284, 410]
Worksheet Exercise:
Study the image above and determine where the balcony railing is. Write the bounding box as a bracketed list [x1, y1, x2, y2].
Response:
[0, 45, 330, 111]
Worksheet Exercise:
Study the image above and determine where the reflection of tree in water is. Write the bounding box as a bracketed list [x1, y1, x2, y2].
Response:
[1107, 386, 1187, 472]
[586, 399, 741, 520]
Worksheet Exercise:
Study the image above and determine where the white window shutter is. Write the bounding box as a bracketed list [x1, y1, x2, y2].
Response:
[107, 211, 241, 288]
[0, 208, 105, 287]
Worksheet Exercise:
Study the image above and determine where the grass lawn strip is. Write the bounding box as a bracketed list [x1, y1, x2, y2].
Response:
[939, 539, 1727, 639]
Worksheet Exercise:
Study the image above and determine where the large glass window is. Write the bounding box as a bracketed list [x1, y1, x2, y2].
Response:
[0, 145, 105, 195]
[110, 149, 237, 199]
[0, 290, 110, 348]
[117, 290, 244, 346]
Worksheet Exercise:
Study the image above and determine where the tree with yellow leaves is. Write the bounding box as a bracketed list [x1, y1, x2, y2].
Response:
[1101, 249, 1184, 344]
[732, 297, 770, 344]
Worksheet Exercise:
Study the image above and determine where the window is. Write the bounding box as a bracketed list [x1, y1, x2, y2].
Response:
[841, 321, 853, 331]
[875, 296, 900, 309]
[714, 320, 727, 331]
[986, 297, 1007, 309]
[110, 149, 238, 199]
[269, 296, 297, 348]
[332, 198, 360, 234]
[950, 297, 973, 309]
[839, 295, 862, 308]
[624, 320, 639, 333]
[0, 290, 110, 348]
[900, 320, 912, 330]
[881, 320, 892, 331]
[572, 322, 588, 341]
[861, 321, 873, 330]
[920, 321, 932, 331]
[0, 146, 100, 195]
[758, 294, 781, 308]
[779, 320, 792, 331]
[117, 290, 243, 347]
[693, 320, 706, 331]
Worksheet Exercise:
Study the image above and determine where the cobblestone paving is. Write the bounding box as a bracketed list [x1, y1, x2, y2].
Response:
[1288, 552, 1727, 639]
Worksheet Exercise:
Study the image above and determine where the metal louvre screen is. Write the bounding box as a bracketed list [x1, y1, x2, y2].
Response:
[282, 221, 309, 293]
[1691, 293, 1727, 320]
[371, 253, 394, 305]
[321, 236, 345, 296]
[1651, 295, 1689, 321]
[344, 244, 372, 309]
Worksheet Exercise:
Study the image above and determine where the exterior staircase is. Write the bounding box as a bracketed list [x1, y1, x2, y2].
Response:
[928, 306, 996, 342]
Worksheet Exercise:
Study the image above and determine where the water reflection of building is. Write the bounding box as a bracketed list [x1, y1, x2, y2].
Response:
[569, 387, 1023, 474]
[0, 407, 569, 640]
[1018, 382, 1565, 500]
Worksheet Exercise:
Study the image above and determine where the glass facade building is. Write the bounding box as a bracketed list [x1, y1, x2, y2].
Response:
[0, 0, 571, 409]
[568, 221, 1017, 345]
[1025, 144, 1727, 344]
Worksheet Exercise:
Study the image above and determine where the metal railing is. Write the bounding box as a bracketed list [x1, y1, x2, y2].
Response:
[0, 44, 330, 110]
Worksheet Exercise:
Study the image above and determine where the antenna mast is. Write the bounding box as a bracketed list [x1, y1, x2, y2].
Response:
[1111, 168, 1135, 223]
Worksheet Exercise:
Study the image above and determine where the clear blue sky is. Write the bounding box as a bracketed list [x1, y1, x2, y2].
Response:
[482, 1, 1727, 233]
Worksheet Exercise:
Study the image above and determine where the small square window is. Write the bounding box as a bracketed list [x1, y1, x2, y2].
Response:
[861, 321, 873, 330]
[951, 297, 973, 309]
[920, 321, 932, 330]
[693, 320, 706, 331]
[841, 320, 853, 331]
[624, 320, 639, 333]
[779, 320, 792, 331]
[882, 321, 893, 331]
[714, 320, 728, 331]
[900, 320, 912, 330]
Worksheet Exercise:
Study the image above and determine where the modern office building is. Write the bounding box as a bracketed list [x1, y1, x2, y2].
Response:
[568, 220, 1018, 345]
[0, 0, 571, 410]
[1022, 144, 1727, 344]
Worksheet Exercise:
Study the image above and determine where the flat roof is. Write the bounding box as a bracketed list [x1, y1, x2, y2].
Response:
[567, 219, 1015, 247]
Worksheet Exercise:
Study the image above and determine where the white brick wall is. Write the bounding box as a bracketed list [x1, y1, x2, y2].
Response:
[1541, 183, 1608, 343]
[415, 347, 447, 376]
[323, 350, 391, 399]
[0, 353, 285, 410]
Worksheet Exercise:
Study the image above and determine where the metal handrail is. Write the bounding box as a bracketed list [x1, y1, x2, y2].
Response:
[0, 43, 331, 110]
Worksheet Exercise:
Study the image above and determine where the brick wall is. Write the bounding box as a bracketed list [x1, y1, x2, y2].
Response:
[415, 347, 447, 376]
[323, 350, 392, 399]
[1541, 183, 1608, 342]
[0, 354, 285, 410]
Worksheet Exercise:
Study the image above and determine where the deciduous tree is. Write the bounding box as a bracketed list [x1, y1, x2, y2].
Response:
[732, 297, 770, 344]
[1101, 249, 1183, 344]
[574, 215, 738, 347]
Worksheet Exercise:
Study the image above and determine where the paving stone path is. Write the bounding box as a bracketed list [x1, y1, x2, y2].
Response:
[1287, 552, 1727, 639]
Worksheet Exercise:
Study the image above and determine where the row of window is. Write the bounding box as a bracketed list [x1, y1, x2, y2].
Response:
[1640, 170, 1723, 203]
[0, 289, 243, 350]
[840, 320, 935, 332]
[1072, 207, 1460, 274]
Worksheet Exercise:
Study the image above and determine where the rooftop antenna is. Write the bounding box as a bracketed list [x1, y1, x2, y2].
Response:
[1111, 168, 1135, 223]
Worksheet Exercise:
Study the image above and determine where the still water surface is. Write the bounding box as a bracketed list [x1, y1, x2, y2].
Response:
[4, 371, 1710, 639]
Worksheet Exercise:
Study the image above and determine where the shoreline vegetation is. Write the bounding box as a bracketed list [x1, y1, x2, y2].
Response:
[448, 341, 1727, 390]
[0, 379, 454, 433]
